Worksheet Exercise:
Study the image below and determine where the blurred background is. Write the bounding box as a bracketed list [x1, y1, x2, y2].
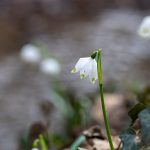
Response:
[0, 0, 150, 150]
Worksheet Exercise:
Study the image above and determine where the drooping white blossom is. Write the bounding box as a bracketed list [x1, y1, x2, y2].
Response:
[138, 16, 150, 38]
[40, 58, 61, 75]
[71, 57, 98, 84]
[20, 44, 41, 64]
[31, 148, 39, 150]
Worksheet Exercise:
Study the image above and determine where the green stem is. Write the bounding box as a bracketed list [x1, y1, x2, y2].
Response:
[97, 49, 114, 150]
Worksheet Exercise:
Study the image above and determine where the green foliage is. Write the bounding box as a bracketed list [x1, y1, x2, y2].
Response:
[20, 133, 30, 150]
[39, 135, 48, 150]
[49, 134, 68, 149]
[128, 103, 146, 124]
[32, 134, 48, 150]
[69, 135, 86, 150]
[49, 88, 92, 133]
[139, 108, 150, 145]
[136, 86, 150, 106]
[20, 85, 93, 150]
[124, 85, 150, 150]
[36, 81, 93, 149]
[128, 85, 150, 124]
[121, 108, 150, 150]
[32, 133, 68, 150]
[120, 128, 140, 150]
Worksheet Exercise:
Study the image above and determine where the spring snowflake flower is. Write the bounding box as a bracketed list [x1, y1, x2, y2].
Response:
[40, 58, 61, 75]
[31, 148, 39, 150]
[20, 44, 41, 64]
[138, 16, 150, 38]
[71, 56, 98, 84]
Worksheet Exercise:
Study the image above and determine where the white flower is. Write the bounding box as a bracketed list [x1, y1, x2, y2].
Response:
[40, 58, 61, 75]
[31, 148, 39, 150]
[20, 44, 41, 64]
[71, 57, 98, 84]
[138, 16, 150, 38]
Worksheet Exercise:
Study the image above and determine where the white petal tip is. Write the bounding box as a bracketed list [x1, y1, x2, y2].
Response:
[71, 67, 77, 73]
[142, 28, 150, 33]
[80, 73, 85, 79]
[139, 27, 150, 34]
[91, 77, 96, 84]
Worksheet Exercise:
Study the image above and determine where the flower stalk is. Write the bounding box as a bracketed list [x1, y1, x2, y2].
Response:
[97, 49, 114, 150]
[71, 49, 114, 150]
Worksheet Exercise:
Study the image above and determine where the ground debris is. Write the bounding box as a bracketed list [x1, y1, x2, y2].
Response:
[64, 126, 121, 150]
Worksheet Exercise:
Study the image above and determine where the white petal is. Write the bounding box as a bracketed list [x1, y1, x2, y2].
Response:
[80, 58, 95, 79]
[138, 27, 150, 38]
[142, 16, 150, 27]
[80, 60, 92, 79]
[89, 59, 98, 84]
[72, 57, 91, 73]
[138, 16, 150, 38]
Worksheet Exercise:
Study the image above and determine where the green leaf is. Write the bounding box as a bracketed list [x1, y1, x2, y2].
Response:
[32, 139, 40, 148]
[49, 89, 73, 117]
[120, 128, 140, 150]
[137, 86, 150, 106]
[139, 108, 150, 145]
[49, 133, 68, 149]
[70, 135, 86, 150]
[19, 134, 30, 150]
[128, 103, 146, 123]
[39, 134, 48, 150]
